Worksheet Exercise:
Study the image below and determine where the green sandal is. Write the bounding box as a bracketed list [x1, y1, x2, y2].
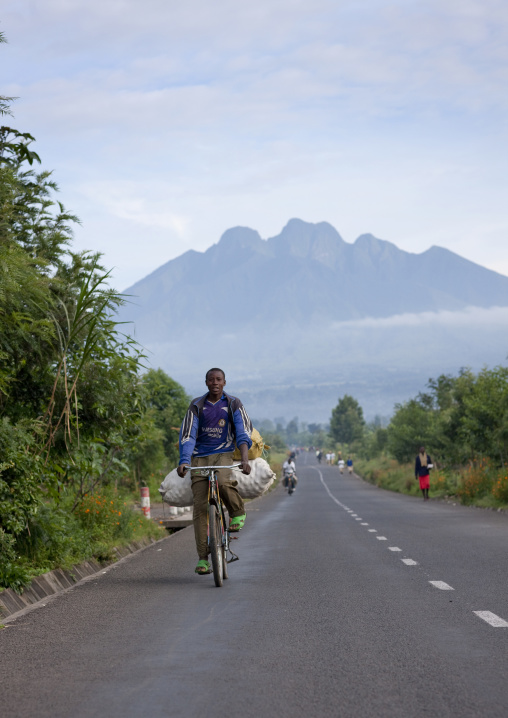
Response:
[195, 560, 212, 575]
[229, 514, 246, 532]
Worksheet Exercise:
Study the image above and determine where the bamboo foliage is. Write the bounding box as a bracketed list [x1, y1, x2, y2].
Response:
[42, 257, 127, 457]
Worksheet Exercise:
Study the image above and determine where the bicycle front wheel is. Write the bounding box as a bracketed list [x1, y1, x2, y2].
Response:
[209, 504, 223, 587]
[221, 507, 229, 580]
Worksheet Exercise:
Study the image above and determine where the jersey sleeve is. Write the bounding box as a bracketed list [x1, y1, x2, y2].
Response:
[179, 408, 198, 465]
[232, 403, 253, 449]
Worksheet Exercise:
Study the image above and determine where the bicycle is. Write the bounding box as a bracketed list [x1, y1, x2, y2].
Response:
[187, 463, 241, 587]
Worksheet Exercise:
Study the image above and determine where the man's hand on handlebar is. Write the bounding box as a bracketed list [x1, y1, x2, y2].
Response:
[240, 460, 251, 475]
[177, 464, 188, 478]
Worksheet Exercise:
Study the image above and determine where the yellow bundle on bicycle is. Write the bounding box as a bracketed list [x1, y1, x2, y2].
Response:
[233, 427, 266, 460]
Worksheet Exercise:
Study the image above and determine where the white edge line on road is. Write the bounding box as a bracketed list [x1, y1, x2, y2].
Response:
[473, 611, 508, 627]
[315, 468, 347, 510]
[401, 559, 418, 565]
[429, 581, 454, 590]
[376, 536, 387, 540]
[368, 529, 377, 533]
[361, 522, 369, 525]
[388, 547, 402, 551]
[355, 518, 362, 521]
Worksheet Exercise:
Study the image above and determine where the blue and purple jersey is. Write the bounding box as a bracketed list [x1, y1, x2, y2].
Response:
[179, 392, 253, 465]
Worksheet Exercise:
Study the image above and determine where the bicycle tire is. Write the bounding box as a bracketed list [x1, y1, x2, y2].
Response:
[222, 546, 228, 579]
[209, 504, 223, 587]
[221, 507, 229, 580]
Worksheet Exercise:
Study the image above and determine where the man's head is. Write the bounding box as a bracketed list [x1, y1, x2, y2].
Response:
[205, 368, 226, 398]
[419, 446, 425, 454]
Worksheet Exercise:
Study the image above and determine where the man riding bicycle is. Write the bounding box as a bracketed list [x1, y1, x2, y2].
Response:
[177, 368, 253, 575]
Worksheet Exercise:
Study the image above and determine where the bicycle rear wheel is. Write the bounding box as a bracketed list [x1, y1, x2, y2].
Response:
[209, 504, 223, 587]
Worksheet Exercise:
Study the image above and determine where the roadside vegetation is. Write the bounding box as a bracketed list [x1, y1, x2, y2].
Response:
[0, 35, 188, 592]
[321, 370, 508, 510]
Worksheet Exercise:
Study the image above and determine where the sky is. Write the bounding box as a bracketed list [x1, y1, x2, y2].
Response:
[2, 0, 508, 290]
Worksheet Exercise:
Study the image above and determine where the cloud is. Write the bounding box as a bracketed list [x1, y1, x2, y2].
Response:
[6, 0, 508, 124]
[79, 181, 190, 235]
[2, 0, 507, 289]
[330, 305, 508, 331]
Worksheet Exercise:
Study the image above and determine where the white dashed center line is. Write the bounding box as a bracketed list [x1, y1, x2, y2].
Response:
[473, 611, 508, 627]
[314, 468, 504, 627]
[429, 581, 454, 591]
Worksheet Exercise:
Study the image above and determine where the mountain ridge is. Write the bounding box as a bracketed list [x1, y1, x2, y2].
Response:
[121, 218, 508, 328]
[117, 219, 508, 420]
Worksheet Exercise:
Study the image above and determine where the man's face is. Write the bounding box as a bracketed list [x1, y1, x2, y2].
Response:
[206, 371, 226, 396]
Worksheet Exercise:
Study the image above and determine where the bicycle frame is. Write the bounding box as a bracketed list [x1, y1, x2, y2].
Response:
[186, 463, 242, 564]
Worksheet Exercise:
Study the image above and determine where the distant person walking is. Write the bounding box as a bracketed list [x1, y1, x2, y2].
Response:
[415, 446, 433, 501]
[338, 458, 345, 473]
[347, 457, 353, 474]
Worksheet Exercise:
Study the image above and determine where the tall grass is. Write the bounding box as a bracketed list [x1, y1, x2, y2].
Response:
[355, 456, 508, 509]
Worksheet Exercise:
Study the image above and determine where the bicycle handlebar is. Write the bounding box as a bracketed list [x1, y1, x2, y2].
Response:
[184, 463, 243, 471]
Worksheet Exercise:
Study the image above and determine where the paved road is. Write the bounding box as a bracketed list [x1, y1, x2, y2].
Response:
[2, 454, 508, 717]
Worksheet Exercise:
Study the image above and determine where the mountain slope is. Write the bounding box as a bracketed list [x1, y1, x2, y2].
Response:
[120, 218, 508, 334]
[117, 219, 508, 420]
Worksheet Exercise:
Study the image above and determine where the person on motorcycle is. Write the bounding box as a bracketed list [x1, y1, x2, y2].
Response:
[282, 457, 297, 493]
[177, 368, 253, 575]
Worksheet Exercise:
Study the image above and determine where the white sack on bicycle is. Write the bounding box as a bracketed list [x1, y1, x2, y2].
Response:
[159, 458, 276, 507]
[231, 458, 276, 499]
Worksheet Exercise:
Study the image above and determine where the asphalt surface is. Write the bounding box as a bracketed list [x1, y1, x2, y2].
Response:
[1, 453, 508, 718]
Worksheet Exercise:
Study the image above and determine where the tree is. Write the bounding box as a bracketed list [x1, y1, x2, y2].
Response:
[458, 367, 508, 465]
[308, 423, 322, 435]
[386, 399, 435, 464]
[286, 417, 299, 444]
[142, 368, 190, 466]
[329, 395, 365, 445]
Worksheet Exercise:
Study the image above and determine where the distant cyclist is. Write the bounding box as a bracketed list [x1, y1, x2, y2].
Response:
[177, 368, 253, 575]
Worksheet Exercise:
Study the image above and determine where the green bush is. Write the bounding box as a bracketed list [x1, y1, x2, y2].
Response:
[15, 503, 90, 572]
[0, 528, 32, 592]
[0, 418, 43, 535]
